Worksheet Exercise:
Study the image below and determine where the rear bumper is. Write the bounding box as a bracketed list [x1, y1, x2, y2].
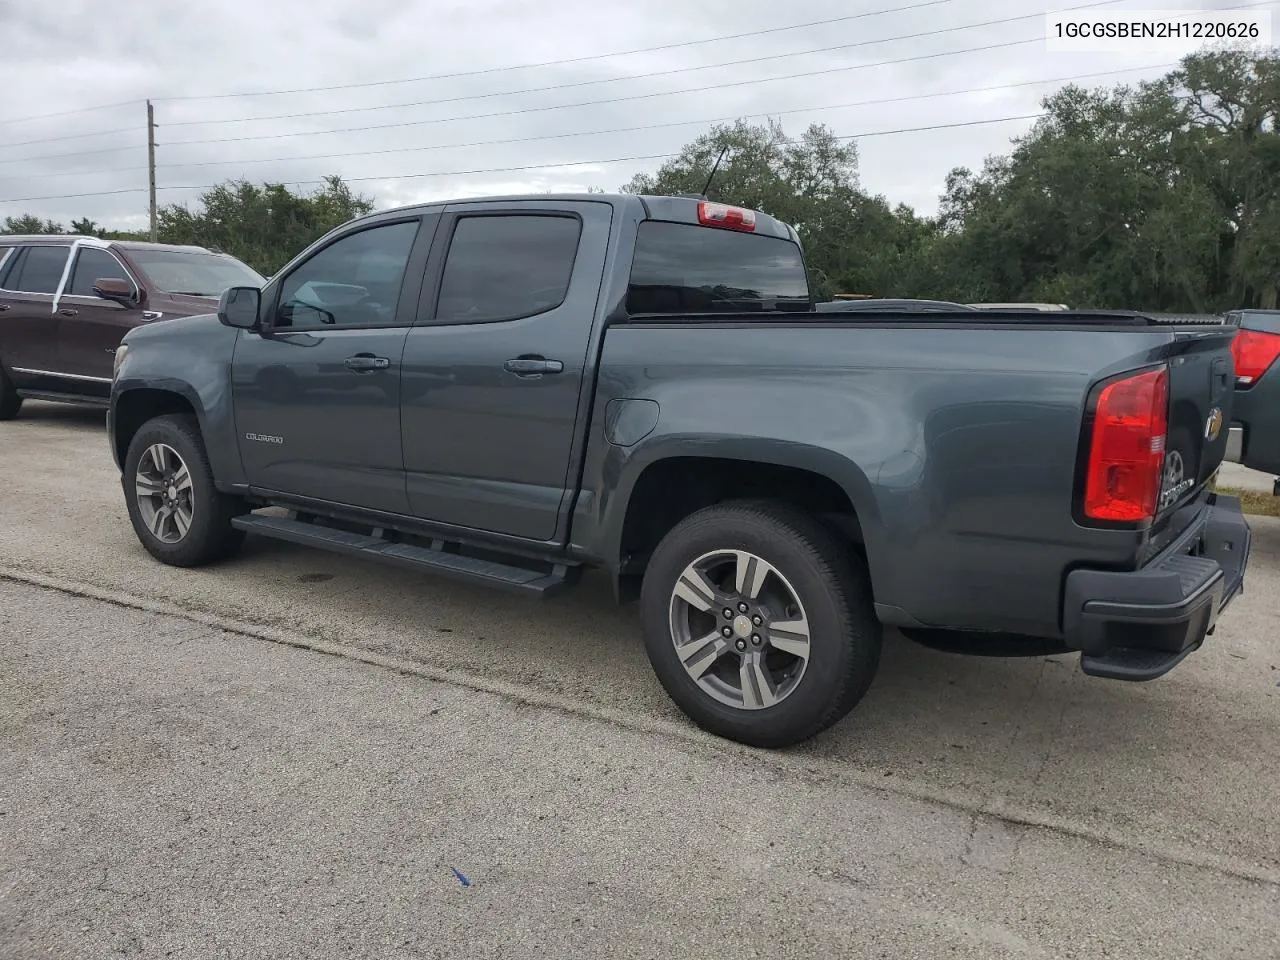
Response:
[1062, 494, 1251, 680]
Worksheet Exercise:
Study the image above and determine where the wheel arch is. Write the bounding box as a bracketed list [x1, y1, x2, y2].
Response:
[602, 438, 885, 601]
[111, 383, 205, 472]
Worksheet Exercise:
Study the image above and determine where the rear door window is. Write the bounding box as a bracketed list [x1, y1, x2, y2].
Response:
[6, 245, 71, 294]
[627, 220, 810, 314]
[433, 214, 582, 324]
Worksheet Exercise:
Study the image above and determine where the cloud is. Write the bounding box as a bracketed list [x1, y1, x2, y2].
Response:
[0, 0, 1231, 228]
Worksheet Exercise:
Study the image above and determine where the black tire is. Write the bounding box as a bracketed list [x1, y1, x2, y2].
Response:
[639, 500, 882, 749]
[0, 365, 22, 421]
[122, 413, 246, 567]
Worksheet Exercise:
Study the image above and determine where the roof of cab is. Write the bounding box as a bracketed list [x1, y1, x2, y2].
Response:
[346, 192, 800, 243]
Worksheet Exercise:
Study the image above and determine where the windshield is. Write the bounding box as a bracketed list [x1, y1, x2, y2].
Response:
[128, 249, 265, 298]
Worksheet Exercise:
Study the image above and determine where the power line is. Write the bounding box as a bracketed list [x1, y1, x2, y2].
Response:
[153, 0, 966, 103]
[152, 63, 1181, 170]
[0, 99, 138, 129]
[157, 0, 1275, 151]
[3, 0, 1270, 140]
[0, 0, 964, 129]
[0, 141, 144, 168]
[5, 30, 1040, 161]
[0, 27, 1039, 167]
[0, 62, 1177, 179]
[159, 0, 1129, 130]
[159, 36, 1042, 149]
[1, 126, 139, 152]
[0, 113, 1045, 205]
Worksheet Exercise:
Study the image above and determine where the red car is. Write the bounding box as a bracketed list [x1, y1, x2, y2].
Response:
[0, 234, 264, 418]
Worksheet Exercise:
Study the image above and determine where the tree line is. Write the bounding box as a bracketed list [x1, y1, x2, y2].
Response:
[2, 175, 373, 277]
[5, 48, 1276, 311]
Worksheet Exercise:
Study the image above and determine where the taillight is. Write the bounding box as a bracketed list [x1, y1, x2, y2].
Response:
[1230, 328, 1280, 387]
[1083, 366, 1169, 523]
[697, 201, 756, 232]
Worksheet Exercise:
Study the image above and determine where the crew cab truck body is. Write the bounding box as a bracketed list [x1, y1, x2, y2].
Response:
[108, 194, 1252, 748]
[1225, 308, 1280, 493]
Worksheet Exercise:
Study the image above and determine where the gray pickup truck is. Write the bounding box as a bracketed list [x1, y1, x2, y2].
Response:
[1225, 308, 1280, 491]
[107, 194, 1252, 748]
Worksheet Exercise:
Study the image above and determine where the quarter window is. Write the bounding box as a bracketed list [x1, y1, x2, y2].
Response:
[434, 214, 581, 324]
[7, 246, 70, 295]
[68, 247, 134, 298]
[276, 220, 420, 329]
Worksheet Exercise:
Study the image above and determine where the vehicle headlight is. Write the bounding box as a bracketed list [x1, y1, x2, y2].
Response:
[113, 344, 129, 380]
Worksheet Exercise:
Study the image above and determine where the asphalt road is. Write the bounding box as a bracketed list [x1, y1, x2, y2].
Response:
[3, 401, 1279, 958]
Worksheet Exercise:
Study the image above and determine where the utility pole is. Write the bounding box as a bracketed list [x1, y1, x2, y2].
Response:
[146, 100, 157, 242]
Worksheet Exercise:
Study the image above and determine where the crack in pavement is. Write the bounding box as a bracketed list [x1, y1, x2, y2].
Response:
[4, 563, 1277, 892]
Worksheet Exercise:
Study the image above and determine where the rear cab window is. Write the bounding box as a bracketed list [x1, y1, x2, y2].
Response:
[626, 218, 811, 315]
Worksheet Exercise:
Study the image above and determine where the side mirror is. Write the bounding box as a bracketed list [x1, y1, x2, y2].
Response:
[218, 286, 262, 330]
[93, 277, 137, 306]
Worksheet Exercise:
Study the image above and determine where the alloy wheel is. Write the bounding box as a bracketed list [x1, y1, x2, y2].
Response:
[668, 549, 812, 710]
[134, 443, 195, 544]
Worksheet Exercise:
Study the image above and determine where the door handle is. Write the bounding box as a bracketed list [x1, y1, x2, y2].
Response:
[0, 304, 9, 311]
[59, 307, 78, 317]
[504, 357, 564, 377]
[344, 354, 390, 372]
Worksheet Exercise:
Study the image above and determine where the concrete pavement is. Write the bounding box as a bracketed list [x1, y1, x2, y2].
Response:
[1219, 460, 1277, 494]
[2, 401, 1280, 956]
[4, 580, 1280, 960]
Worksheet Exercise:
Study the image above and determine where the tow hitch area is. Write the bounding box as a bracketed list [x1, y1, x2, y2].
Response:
[1066, 494, 1251, 682]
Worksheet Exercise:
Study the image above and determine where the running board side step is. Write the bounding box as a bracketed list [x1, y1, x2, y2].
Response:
[231, 513, 581, 599]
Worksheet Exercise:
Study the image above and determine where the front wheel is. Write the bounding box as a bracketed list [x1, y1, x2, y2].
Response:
[122, 413, 245, 567]
[639, 500, 882, 748]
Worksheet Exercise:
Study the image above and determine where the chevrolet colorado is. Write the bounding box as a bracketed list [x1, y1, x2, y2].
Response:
[107, 194, 1251, 748]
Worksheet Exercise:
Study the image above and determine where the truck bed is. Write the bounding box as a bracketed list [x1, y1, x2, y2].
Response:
[579, 312, 1237, 639]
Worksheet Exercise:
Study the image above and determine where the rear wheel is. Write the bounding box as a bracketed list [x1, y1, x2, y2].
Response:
[123, 414, 245, 567]
[0, 365, 22, 420]
[639, 500, 882, 748]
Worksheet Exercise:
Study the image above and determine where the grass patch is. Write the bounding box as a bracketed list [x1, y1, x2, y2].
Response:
[1213, 485, 1280, 517]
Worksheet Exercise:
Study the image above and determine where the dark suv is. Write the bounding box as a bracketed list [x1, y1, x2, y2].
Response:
[0, 235, 264, 418]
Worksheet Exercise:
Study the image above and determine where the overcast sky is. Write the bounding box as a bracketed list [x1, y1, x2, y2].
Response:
[0, 0, 1271, 231]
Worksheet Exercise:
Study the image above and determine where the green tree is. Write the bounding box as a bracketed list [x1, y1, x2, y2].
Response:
[929, 47, 1280, 311]
[1, 214, 64, 234]
[69, 217, 102, 237]
[156, 174, 375, 275]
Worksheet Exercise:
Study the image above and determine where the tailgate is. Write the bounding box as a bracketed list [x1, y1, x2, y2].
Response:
[1159, 327, 1235, 511]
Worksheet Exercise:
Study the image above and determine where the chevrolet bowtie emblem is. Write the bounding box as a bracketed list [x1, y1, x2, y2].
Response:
[1205, 407, 1224, 442]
